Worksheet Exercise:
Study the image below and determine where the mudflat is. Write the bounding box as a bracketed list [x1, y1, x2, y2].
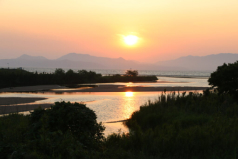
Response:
[0, 85, 66, 92]
[0, 97, 51, 115]
[0, 97, 47, 105]
[0, 104, 52, 115]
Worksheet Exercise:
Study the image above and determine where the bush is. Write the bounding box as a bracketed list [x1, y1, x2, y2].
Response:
[119, 92, 238, 159]
[208, 61, 238, 97]
[27, 102, 105, 155]
[0, 102, 105, 158]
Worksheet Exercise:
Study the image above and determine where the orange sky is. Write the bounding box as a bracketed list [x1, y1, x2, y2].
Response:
[0, 0, 238, 62]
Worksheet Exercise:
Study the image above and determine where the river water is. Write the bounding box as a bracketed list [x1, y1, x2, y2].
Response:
[0, 76, 209, 135]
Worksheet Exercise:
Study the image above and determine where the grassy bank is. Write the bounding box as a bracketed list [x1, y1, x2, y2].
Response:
[117, 91, 238, 159]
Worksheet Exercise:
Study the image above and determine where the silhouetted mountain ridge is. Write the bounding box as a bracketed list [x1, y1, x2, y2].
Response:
[156, 53, 238, 70]
[0, 53, 237, 71]
[17, 54, 47, 60]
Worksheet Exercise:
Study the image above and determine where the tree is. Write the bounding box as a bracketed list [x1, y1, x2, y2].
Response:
[66, 69, 75, 75]
[54, 68, 65, 75]
[28, 102, 105, 153]
[125, 70, 138, 77]
[208, 61, 238, 96]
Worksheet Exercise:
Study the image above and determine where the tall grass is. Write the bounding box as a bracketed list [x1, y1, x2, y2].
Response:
[110, 91, 238, 159]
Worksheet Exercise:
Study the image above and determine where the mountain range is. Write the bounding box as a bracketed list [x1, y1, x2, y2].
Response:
[157, 53, 238, 70]
[0, 53, 238, 71]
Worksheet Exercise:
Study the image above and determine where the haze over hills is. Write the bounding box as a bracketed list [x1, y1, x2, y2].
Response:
[0, 53, 174, 70]
[156, 53, 238, 71]
[0, 53, 237, 71]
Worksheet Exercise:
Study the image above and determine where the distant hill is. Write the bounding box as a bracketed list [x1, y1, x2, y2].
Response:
[17, 54, 47, 60]
[0, 54, 106, 69]
[0, 53, 175, 70]
[57, 53, 135, 69]
[156, 53, 238, 71]
[56, 53, 173, 70]
[1, 53, 237, 71]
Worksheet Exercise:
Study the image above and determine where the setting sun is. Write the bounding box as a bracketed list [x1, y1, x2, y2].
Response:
[123, 35, 138, 46]
[125, 92, 134, 97]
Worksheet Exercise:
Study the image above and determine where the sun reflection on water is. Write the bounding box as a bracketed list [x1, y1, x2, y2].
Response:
[123, 92, 136, 119]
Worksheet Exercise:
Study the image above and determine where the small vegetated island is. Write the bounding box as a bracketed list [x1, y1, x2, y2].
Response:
[0, 68, 157, 88]
[1, 62, 238, 158]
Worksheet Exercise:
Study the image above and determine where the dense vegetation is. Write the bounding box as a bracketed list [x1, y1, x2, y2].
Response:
[2, 61, 238, 158]
[2, 91, 238, 158]
[0, 68, 158, 88]
[209, 61, 238, 97]
[0, 102, 105, 158]
[120, 91, 238, 159]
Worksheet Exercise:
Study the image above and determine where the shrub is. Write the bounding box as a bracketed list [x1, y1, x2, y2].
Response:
[208, 61, 238, 97]
[0, 102, 105, 158]
[28, 102, 105, 151]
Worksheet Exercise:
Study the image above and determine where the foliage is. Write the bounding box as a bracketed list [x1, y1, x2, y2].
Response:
[125, 70, 138, 77]
[116, 91, 238, 159]
[0, 102, 105, 158]
[0, 114, 29, 159]
[0, 68, 157, 88]
[208, 61, 238, 97]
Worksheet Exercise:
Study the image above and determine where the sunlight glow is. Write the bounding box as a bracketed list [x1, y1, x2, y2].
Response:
[123, 91, 136, 119]
[125, 92, 134, 97]
[123, 35, 138, 46]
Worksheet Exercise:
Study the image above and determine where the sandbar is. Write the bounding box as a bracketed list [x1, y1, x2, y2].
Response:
[0, 97, 47, 105]
[0, 104, 51, 115]
[51, 85, 209, 92]
[0, 97, 52, 115]
[0, 85, 66, 92]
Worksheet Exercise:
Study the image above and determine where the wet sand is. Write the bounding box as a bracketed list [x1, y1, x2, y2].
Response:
[0, 97, 52, 115]
[0, 104, 52, 115]
[0, 85, 66, 92]
[0, 97, 47, 105]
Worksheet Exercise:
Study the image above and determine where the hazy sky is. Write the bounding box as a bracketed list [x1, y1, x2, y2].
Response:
[1, 0, 238, 62]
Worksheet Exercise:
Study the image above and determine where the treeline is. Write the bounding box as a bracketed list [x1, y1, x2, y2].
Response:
[0, 68, 158, 88]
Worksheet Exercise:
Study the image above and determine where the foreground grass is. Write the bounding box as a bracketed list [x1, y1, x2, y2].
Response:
[1, 91, 238, 158]
[121, 91, 238, 159]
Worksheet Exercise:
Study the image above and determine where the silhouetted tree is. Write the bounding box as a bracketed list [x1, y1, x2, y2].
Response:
[54, 68, 65, 75]
[125, 70, 138, 77]
[208, 61, 238, 96]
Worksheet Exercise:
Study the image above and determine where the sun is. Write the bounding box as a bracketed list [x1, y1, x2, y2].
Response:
[125, 92, 134, 97]
[123, 35, 138, 46]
